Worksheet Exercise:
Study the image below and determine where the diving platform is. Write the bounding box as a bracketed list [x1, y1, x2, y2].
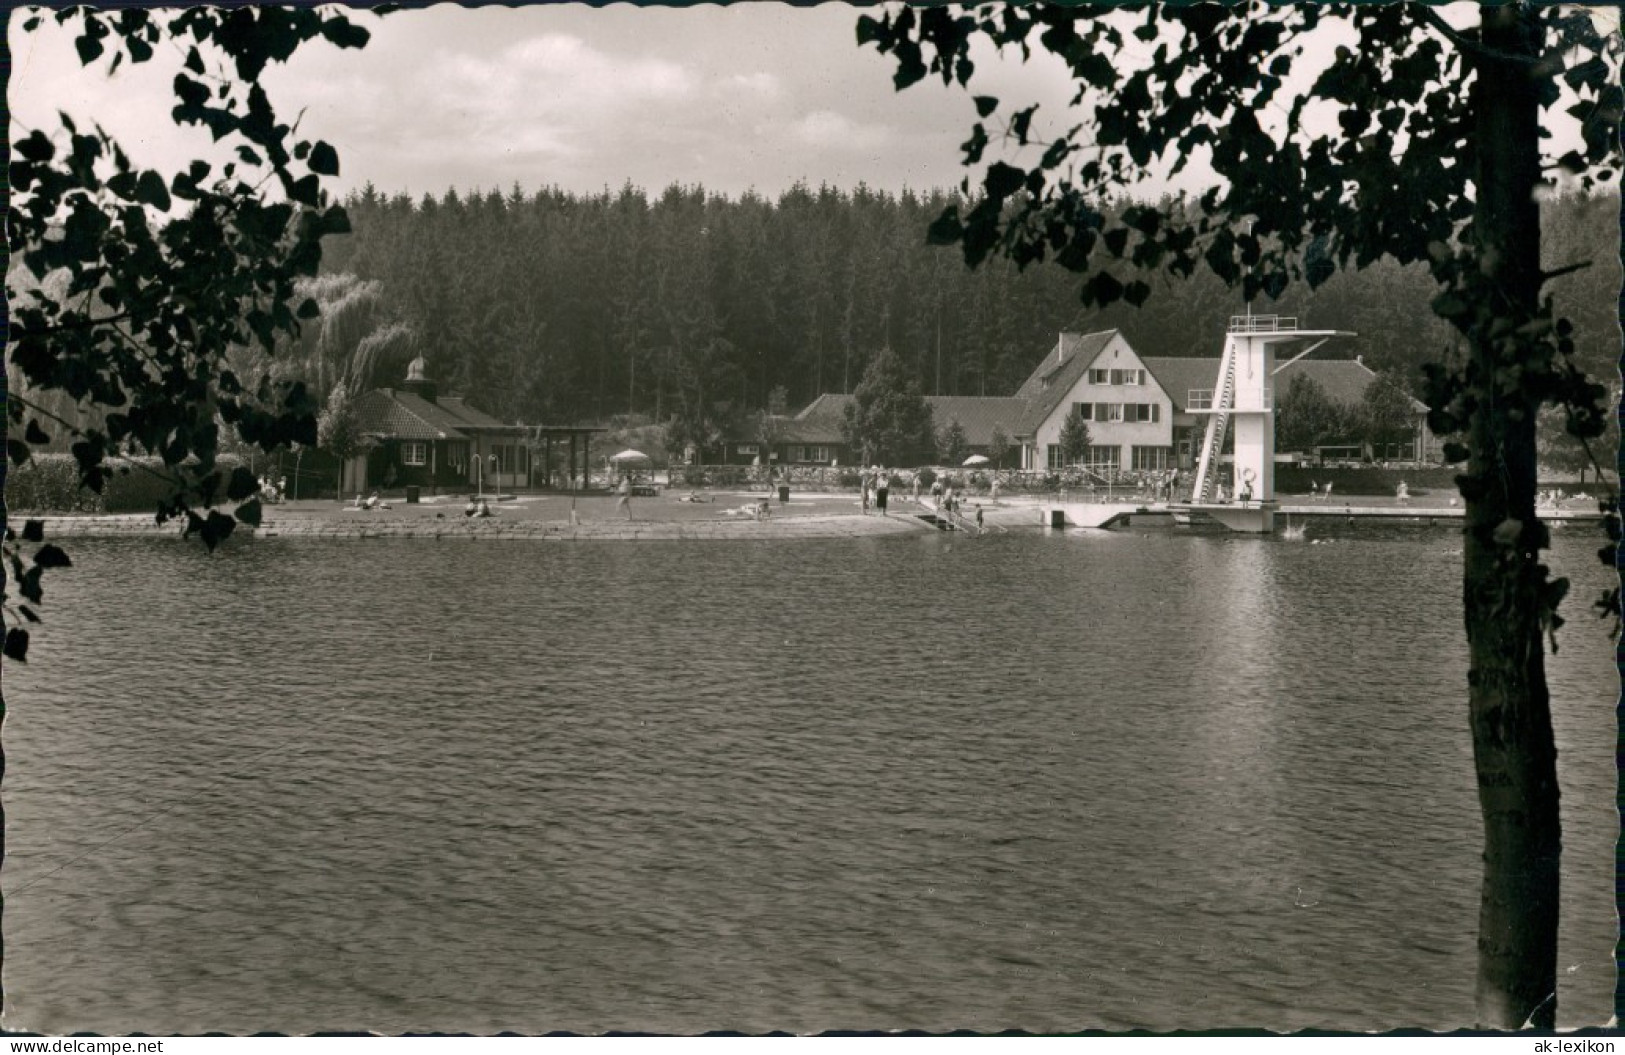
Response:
[1184, 314, 1355, 533]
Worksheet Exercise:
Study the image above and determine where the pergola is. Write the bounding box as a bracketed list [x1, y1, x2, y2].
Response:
[504, 424, 608, 491]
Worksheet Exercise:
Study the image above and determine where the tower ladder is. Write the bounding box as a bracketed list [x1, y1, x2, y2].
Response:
[1191, 350, 1237, 503]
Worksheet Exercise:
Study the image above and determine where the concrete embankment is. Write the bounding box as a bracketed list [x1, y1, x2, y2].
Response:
[18, 512, 931, 541]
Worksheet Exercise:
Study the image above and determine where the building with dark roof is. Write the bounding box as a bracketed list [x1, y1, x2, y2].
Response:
[345, 357, 602, 495]
[713, 393, 1030, 468]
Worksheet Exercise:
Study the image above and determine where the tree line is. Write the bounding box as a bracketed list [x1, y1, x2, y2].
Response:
[313, 182, 1619, 450]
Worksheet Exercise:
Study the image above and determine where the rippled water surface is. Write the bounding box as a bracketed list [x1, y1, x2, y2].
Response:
[4, 527, 1616, 1033]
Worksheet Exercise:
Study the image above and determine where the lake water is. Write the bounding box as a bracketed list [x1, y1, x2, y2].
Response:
[2, 525, 1616, 1033]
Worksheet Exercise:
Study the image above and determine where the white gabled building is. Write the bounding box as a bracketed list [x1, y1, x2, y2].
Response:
[1012, 331, 1175, 473]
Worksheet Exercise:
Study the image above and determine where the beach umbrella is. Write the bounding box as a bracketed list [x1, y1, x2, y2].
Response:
[610, 449, 650, 463]
[962, 454, 991, 466]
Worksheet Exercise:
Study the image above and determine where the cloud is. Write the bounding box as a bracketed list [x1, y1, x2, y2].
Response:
[434, 33, 697, 116]
[722, 72, 781, 100]
[790, 110, 893, 152]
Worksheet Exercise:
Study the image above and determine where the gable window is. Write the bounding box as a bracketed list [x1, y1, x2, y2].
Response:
[1075, 402, 1094, 421]
[1096, 403, 1125, 422]
[1128, 403, 1161, 423]
[401, 441, 427, 467]
[1089, 369, 1110, 385]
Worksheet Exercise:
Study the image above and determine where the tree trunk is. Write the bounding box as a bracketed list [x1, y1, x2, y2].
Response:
[1465, 2, 1560, 1030]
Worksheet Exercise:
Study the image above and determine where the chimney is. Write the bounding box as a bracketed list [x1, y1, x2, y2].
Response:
[1058, 333, 1065, 363]
[1355, 354, 1363, 365]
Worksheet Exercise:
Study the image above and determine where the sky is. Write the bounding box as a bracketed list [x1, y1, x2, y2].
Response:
[9, 3, 1093, 202]
[9, 3, 1599, 206]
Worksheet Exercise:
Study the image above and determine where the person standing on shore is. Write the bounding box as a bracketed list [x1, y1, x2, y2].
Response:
[617, 473, 634, 520]
[861, 470, 871, 515]
[876, 467, 890, 515]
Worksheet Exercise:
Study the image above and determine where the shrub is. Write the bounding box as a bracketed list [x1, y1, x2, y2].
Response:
[6, 453, 246, 513]
[5, 455, 102, 513]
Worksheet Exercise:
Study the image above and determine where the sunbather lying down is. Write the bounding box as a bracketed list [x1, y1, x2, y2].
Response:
[675, 491, 712, 503]
[719, 502, 772, 520]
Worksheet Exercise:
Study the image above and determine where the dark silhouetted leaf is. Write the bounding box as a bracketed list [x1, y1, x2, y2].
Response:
[308, 140, 339, 176]
[226, 466, 260, 501]
[33, 544, 72, 569]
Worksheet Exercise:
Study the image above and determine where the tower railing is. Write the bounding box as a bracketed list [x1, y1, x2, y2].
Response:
[1228, 314, 1298, 333]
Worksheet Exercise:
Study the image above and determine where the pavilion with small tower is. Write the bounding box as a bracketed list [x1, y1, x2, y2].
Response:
[349, 357, 603, 497]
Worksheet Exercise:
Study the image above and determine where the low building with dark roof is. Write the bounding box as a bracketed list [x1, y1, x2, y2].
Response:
[713, 393, 1030, 469]
[346, 357, 602, 495]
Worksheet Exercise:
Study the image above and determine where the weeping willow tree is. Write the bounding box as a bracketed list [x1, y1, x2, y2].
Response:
[217, 274, 416, 485]
[347, 321, 419, 395]
[304, 274, 390, 396]
[225, 273, 415, 413]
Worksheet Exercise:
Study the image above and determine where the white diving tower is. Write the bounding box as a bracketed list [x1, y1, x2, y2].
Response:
[1173, 315, 1355, 533]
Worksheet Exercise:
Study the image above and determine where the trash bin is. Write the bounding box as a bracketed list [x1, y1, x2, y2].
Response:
[778, 485, 790, 504]
[405, 485, 421, 504]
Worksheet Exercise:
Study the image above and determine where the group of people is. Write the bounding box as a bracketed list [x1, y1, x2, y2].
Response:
[354, 491, 392, 511]
[259, 476, 287, 504]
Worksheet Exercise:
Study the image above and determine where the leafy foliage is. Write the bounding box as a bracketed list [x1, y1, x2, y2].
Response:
[839, 348, 936, 466]
[4, 8, 370, 660]
[315, 382, 365, 496]
[988, 425, 1012, 469]
[1357, 372, 1423, 452]
[937, 418, 970, 464]
[1275, 375, 1349, 454]
[1058, 414, 1092, 466]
